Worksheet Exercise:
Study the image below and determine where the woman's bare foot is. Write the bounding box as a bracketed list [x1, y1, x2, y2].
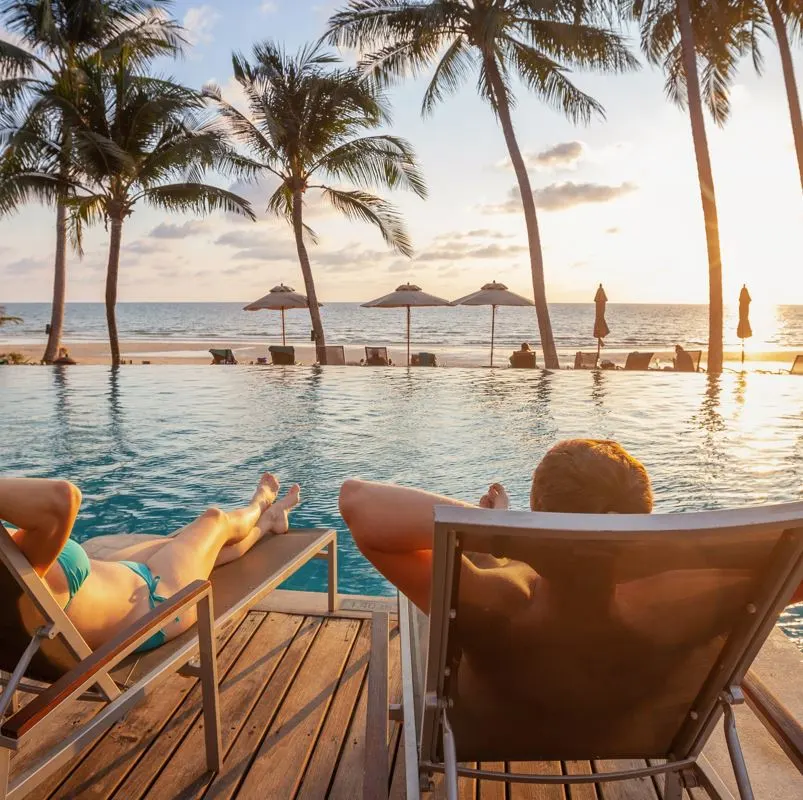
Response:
[255, 484, 301, 535]
[478, 483, 510, 510]
[227, 473, 280, 543]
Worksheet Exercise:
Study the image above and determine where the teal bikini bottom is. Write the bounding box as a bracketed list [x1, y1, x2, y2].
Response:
[118, 561, 174, 653]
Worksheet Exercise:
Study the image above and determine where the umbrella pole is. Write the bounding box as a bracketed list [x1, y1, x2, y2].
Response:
[490, 306, 496, 368]
[282, 308, 286, 347]
[406, 306, 411, 367]
[741, 339, 745, 365]
[596, 338, 601, 367]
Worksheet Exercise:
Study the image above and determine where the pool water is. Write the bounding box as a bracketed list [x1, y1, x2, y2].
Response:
[2, 366, 802, 643]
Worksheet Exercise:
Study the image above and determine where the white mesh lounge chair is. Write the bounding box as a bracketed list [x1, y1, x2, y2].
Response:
[322, 346, 346, 365]
[624, 351, 654, 370]
[0, 523, 337, 800]
[574, 352, 598, 369]
[364, 503, 803, 800]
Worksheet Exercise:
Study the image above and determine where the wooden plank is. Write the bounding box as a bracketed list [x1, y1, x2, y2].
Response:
[563, 761, 599, 800]
[142, 612, 305, 800]
[202, 615, 324, 800]
[594, 760, 659, 800]
[328, 675, 370, 800]
[386, 624, 403, 781]
[365, 613, 390, 799]
[234, 617, 361, 798]
[477, 763, 506, 800]
[508, 760, 565, 799]
[47, 613, 260, 800]
[296, 621, 371, 799]
[388, 727, 408, 800]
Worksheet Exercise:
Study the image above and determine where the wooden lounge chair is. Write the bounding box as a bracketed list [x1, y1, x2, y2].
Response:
[365, 347, 390, 366]
[268, 345, 295, 365]
[364, 503, 803, 800]
[624, 351, 654, 370]
[209, 348, 236, 365]
[0, 523, 337, 800]
[574, 351, 598, 369]
[790, 355, 803, 375]
[509, 350, 536, 369]
[411, 353, 437, 367]
[322, 346, 346, 365]
[674, 349, 702, 372]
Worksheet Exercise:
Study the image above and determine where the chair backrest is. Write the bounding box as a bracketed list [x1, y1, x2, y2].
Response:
[509, 350, 536, 369]
[687, 350, 702, 371]
[0, 524, 91, 682]
[365, 347, 389, 366]
[209, 349, 236, 365]
[791, 355, 803, 375]
[624, 351, 654, 370]
[269, 345, 295, 365]
[323, 346, 346, 365]
[574, 352, 597, 369]
[420, 504, 803, 765]
[415, 352, 437, 367]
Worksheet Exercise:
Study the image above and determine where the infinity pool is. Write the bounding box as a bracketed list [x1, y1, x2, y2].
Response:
[2, 366, 802, 643]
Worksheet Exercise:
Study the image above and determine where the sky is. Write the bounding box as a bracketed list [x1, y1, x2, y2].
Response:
[1, 0, 802, 306]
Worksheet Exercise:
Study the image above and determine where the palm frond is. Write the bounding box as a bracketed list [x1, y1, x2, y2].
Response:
[421, 34, 475, 115]
[65, 192, 107, 254]
[141, 182, 256, 220]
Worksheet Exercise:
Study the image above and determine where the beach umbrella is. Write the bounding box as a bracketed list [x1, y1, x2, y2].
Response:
[594, 284, 610, 366]
[243, 284, 319, 346]
[362, 283, 452, 366]
[737, 284, 752, 365]
[452, 281, 534, 367]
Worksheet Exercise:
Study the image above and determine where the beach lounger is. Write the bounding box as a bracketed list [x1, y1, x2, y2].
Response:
[509, 350, 536, 369]
[411, 353, 437, 367]
[364, 503, 803, 800]
[574, 351, 598, 369]
[365, 347, 390, 366]
[322, 346, 346, 365]
[209, 348, 236, 365]
[674, 350, 702, 372]
[624, 351, 654, 370]
[790, 355, 803, 375]
[268, 345, 295, 365]
[0, 522, 337, 800]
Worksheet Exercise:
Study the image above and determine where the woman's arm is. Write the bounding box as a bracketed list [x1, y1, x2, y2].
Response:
[0, 478, 82, 575]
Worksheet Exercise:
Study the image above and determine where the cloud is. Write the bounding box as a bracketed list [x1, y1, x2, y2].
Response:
[150, 220, 208, 239]
[216, 229, 279, 248]
[497, 141, 586, 171]
[260, 1, 278, 12]
[417, 242, 527, 262]
[483, 182, 637, 213]
[2, 256, 48, 274]
[183, 6, 220, 45]
[433, 228, 513, 243]
[127, 239, 164, 255]
[232, 245, 297, 262]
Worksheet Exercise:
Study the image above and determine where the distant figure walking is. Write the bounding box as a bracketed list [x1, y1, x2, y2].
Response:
[673, 345, 695, 372]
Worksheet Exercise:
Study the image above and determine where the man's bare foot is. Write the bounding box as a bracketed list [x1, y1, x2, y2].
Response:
[255, 484, 301, 535]
[478, 483, 510, 510]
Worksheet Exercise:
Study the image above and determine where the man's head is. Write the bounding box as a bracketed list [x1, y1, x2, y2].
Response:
[530, 439, 653, 514]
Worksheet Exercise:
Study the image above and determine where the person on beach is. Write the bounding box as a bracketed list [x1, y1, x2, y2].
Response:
[673, 345, 695, 372]
[0, 474, 300, 651]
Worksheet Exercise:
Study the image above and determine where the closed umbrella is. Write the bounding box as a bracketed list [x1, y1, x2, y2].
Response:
[594, 284, 610, 366]
[452, 281, 533, 367]
[243, 284, 319, 346]
[362, 283, 452, 366]
[737, 284, 752, 365]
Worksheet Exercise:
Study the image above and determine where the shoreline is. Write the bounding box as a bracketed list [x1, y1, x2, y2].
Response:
[1, 338, 800, 371]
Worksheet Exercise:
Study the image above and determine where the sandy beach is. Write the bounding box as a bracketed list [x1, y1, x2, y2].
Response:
[1, 338, 799, 372]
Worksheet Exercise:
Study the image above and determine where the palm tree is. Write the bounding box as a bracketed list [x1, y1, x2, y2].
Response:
[205, 41, 427, 364]
[0, 0, 183, 364]
[327, 0, 638, 370]
[35, 50, 256, 365]
[629, 0, 760, 374]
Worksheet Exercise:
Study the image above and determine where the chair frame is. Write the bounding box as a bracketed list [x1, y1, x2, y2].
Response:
[790, 355, 803, 375]
[366, 503, 803, 800]
[0, 523, 338, 800]
[322, 345, 346, 366]
[365, 347, 390, 366]
[624, 351, 655, 370]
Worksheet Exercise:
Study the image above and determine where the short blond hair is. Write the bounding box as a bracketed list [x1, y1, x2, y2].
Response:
[530, 439, 653, 514]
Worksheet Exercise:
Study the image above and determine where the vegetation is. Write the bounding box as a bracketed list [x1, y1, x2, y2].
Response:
[206, 41, 426, 364]
[0, 306, 22, 325]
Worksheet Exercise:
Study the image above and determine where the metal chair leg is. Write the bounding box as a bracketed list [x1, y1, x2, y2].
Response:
[327, 540, 338, 613]
[442, 711, 458, 800]
[722, 702, 755, 800]
[664, 770, 683, 800]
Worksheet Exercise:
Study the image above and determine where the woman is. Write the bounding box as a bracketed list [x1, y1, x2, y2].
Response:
[0, 474, 299, 651]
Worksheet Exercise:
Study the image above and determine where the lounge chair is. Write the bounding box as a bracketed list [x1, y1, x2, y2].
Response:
[574, 351, 598, 369]
[624, 351, 654, 370]
[364, 502, 803, 800]
[209, 348, 236, 365]
[509, 350, 536, 369]
[365, 347, 390, 366]
[411, 353, 437, 367]
[268, 345, 295, 365]
[790, 355, 803, 375]
[674, 349, 702, 372]
[322, 346, 346, 365]
[0, 522, 337, 800]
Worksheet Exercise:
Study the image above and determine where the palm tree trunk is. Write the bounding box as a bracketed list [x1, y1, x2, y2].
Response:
[105, 217, 123, 366]
[766, 0, 803, 192]
[484, 57, 559, 370]
[42, 201, 67, 364]
[292, 188, 327, 364]
[677, 0, 724, 374]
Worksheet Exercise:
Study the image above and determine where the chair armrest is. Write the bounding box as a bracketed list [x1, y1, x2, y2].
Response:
[743, 670, 803, 773]
[1, 580, 211, 741]
[364, 611, 390, 800]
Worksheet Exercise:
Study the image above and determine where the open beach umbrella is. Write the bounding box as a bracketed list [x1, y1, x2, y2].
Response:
[594, 284, 610, 365]
[737, 284, 752, 365]
[243, 284, 319, 346]
[362, 283, 452, 366]
[452, 281, 534, 367]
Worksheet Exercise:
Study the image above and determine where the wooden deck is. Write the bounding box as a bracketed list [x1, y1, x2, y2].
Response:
[7, 609, 794, 799]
